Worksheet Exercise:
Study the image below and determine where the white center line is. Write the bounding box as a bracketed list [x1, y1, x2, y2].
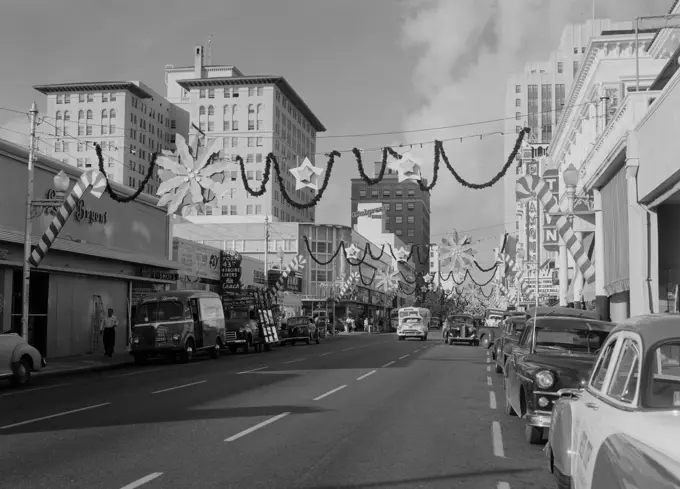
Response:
[0, 403, 110, 430]
[357, 370, 376, 381]
[398, 354, 410, 360]
[487, 365, 491, 372]
[492, 421, 505, 458]
[319, 352, 333, 356]
[313, 385, 347, 401]
[284, 358, 307, 364]
[487, 376, 492, 386]
[489, 391, 497, 410]
[381, 361, 395, 368]
[151, 380, 206, 394]
[497, 482, 511, 489]
[413, 349, 421, 353]
[0, 382, 71, 398]
[237, 366, 268, 375]
[341, 348, 354, 352]
[120, 472, 164, 489]
[107, 368, 163, 379]
[486, 356, 490, 363]
[225, 412, 290, 442]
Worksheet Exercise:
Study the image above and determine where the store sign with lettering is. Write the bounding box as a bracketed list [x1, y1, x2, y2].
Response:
[220, 250, 242, 293]
[542, 168, 560, 252]
[173, 239, 220, 280]
[140, 266, 179, 281]
[72, 198, 107, 225]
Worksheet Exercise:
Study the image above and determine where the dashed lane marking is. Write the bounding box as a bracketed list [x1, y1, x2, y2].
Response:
[398, 354, 410, 360]
[151, 380, 206, 394]
[341, 348, 355, 352]
[487, 376, 492, 386]
[120, 472, 164, 489]
[107, 368, 164, 379]
[0, 403, 110, 430]
[319, 352, 333, 356]
[225, 412, 290, 442]
[492, 421, 505, 458]
[487, 365, 491, 372]
[497, 482, 511, 489]
[486, 356, 490, 363]
[357, 370, 376, 381]
[0, 382, 72, 398]
[381, 361, 395, 368]
[313, 385, 347, 401]
[489, 391, 497, 410]
[237, 366, 269, 374]
[284, 358, 307, 364]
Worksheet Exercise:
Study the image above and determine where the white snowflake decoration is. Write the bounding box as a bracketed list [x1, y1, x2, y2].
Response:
[439, 230, 477, 274]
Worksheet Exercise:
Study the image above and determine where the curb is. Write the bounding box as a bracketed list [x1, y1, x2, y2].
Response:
[35, 360, 134, 379]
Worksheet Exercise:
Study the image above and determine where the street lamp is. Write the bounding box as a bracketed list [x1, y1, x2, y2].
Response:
[22, 169, 71, 339]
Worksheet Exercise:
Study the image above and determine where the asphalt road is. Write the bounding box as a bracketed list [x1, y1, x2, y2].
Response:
[0, 333, 554, 489]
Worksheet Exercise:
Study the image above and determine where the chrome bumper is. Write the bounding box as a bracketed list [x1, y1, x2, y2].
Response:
[226, 339, 246, 344]
[524, 410, 552, 428]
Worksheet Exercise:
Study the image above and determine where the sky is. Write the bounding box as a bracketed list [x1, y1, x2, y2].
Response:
[0, 0, 672, 281]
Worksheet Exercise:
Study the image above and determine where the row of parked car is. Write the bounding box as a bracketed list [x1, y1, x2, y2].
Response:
[484, 306, 680, 489]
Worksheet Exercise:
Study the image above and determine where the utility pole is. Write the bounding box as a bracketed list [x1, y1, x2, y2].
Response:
[535, 194, 541, 311]
[264, 215, 270, 272]
[22, 102, 39, 340]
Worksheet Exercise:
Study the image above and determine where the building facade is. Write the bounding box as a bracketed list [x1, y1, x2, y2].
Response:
[503, 19, 633, 241]
[350, 161, 431, 275]
[164, 45, 325, 223]
[33, 81, 185, 196]
[0, 139, 178, 358]
[547, 25, 667, 320]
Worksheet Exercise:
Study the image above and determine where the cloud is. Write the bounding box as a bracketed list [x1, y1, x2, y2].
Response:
[399, 0, 671, 271]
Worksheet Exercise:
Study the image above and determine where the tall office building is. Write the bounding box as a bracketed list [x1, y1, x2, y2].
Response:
[164, 45, 326, 223]
[350, 161, 431, 275]
[502, 19, 632, 258]
[33, 81, 184, 195]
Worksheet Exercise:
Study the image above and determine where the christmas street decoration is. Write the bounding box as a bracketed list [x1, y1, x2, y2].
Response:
[393, 246, 410, 263]
[289, 157, 324, 191]
[439, 231, 477, 274]
[345, 243, 362, 261]
[387, 152, 422, 183]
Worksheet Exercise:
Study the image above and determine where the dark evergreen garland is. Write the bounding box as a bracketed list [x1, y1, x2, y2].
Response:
[351, 148, 391, 185]
[95, 144, 156, 203]
[478, 285, 495, 299]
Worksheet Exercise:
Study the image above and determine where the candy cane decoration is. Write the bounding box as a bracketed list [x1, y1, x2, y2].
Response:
[338, 272, 360, 298]
[28, 170, 107, 268]
[516, 174, 595, 283]
[267, 254, 307, 298]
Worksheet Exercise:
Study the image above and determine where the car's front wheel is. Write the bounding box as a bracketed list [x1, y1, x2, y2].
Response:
[10, 357, 32, 387]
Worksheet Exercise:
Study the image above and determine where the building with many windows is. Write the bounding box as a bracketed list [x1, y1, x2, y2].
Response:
[163, 45, 325, 223]
[349, 161, 431, 275]
[33, 81, 184, 196]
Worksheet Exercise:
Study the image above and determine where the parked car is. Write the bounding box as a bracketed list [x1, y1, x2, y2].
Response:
[0, 331, 46, 387]
[479, 310, 522, 350]
[494, 316, 527, 373]
[503, 307, 615, 444]
[548, 314, 680, 489]
[443, 314, 478, 346]
[282, 316, 320, 345]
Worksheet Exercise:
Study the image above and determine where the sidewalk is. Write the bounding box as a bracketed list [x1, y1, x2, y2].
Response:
[37, 351, 134, 379]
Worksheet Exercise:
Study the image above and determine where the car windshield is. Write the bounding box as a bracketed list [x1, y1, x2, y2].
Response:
[404, 318, 422, 324]
[288, 318, 309, 326]
[451, 316, 473, 324]
[649, 341, 680, 409]
[135, 301, 186, 323]
[227, 310, 249, 320]
[534, 317, 613, 353]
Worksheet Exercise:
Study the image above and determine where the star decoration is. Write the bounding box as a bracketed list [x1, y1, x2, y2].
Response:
[387, 152, 422, 183]
[439, 230, 477, 274]
[155, 135, 227, 216]
[345, 243, 362, 261]
[290, 157, 324, 191]
[393, 246, 410, 263]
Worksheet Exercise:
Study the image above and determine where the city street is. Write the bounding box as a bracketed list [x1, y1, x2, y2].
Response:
[0, 333, 553, 489]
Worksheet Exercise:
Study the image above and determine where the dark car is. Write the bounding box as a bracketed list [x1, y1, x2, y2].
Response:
[281, 316, 320, 345]
[493, 316, 527, 374]
[503, 307, 615, 445]
[443, 314, 479, 346]
[430, 317, 442, 330]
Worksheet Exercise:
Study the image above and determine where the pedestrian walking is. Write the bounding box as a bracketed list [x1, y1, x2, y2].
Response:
[101, 308, 119, 357]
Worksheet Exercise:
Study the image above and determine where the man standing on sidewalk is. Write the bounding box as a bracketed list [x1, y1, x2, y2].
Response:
[101, 308, 119, 357]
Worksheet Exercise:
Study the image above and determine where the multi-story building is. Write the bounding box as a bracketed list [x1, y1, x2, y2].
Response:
[164, 45, 326, 223]
[33, 81, 184, 195]
[503, 19, 633, 242]
[349, 161, 431, 275]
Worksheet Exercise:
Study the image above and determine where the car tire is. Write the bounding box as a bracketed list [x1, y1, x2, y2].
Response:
[316, 335, 320, 344]
[306, 336, 311, 345]
[525, 425, 544, 445]
[243, 336, 252, 354]
[10, 357, 32, 387]
[180, 339, 194, 363]
[210, 339, 222, 359]
[495, 363, 503, 374]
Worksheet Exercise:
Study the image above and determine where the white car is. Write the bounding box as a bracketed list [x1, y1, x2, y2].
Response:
[0, 331, 46, 386]
[397, 318, 428, 341]
[547, 314, 680, 489]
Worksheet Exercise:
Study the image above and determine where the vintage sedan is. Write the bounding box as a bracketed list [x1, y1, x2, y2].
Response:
[503, 307, 614, 444]
[443, 314, 479, 346]
[494, 315, 527, 374]
[547, 314, 680, 489]
[282, 316, 320, 346]
[0, 331, 46, 386]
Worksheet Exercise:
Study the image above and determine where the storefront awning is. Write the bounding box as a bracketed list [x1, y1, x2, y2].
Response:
[0, 226, 178, 270]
